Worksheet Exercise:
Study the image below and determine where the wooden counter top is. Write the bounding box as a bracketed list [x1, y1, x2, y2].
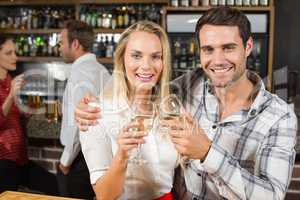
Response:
[0, 191, 80, 200]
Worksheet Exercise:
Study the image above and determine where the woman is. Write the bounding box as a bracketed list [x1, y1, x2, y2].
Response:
[79, 21, 178, 200]
[0, 35, 58, 194]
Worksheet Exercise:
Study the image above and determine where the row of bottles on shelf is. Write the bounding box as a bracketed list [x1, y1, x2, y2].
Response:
[80, 4, 161, 29]
[15, 34, 60, 57]
[170, 0, 269, 7]
[172, 37, 200, 70]
[93, 34, 121, 58]
[0, 7, 75, 30]
[14, 33, 121, 58]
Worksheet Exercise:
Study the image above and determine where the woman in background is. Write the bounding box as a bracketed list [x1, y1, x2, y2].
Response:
[0, 34, 58, 195]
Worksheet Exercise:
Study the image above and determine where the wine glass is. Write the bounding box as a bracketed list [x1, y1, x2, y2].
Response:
[158, 94, 189, 166]
[128, 99, 156, 165]
[158, 94, 183, 136]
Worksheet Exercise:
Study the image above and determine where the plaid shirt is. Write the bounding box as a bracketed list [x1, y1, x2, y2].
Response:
[171, 69, 298, 200]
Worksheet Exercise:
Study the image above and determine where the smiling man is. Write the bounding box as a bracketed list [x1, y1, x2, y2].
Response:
[170, 7, 298, 200]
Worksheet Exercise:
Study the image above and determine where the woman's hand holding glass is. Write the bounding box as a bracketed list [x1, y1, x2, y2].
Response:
[128, 100, 156, 165]
[159, 96, 212, 162]
[158, 94, 191, 165]
[116, 121, 147, 161]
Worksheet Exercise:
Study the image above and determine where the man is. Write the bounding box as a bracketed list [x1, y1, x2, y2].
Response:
[167, 7, 297, 200]
[57, 20, 110, 199]
[74, 7, 297, 200]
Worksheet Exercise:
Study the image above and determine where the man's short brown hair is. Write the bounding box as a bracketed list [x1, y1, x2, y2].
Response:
[64, 20, 94, 52]
[195, 6, 251, 48]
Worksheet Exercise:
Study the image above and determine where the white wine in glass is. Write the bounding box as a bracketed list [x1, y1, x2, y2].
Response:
[128, 100, 156, 165]
[159, 94, 183, 135]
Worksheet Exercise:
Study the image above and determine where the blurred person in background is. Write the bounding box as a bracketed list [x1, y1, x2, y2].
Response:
[57, 20, 110, 199]
[0, 34, 58, 195]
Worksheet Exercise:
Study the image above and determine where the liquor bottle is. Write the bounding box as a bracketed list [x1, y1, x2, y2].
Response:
[243, 0, 251, 6]
[111, 8, 117, 29]
[0, 18, 6, 29]
[106, 36, 114, 58]
[187, 40, 196, 69]
[85, 9, 92, 26]
[226, 0, 234, 6]
[181, 0, 189, 7]
[14, 12, 21, 29]
[129, 6, 137, 25]
[35, 36, 43, 56]
[259, 0, 269, 6]
[66, 8, 74, 22]
[44, 7, 51, 29]
[251, 0, 259, 6]
[80, 7, 86, 22]
[102, 12, 110, 29]
[53, 43, 59, 57]
[99, 36, 106, 57]
[28, 36, 37, 57]
[94, 34, 101, 57]
[219, 0, 226, 6]
[23, 37, 29, 56]
[173, 39, 181, 69]
[93, 36, 99, 56]
[144, 5, 151, 21]
[117, 7, 124, 28]
[20, 8, 28, 30]
[51, 9, 59, 28]
[191, 0, 199, 6]
[17, 36, 24, 56]
[137, 5, 143, 21]
[104, 36, 109, 57]
[42, 36, 48, 56]
[37, 10, 44, 29]
[107, 14, 112, 29]
[235, 0, 243, 6]
[179, 42, 187, 69]
[58, 9, 66, 28]
[47, 37, 53, 56]
[91, 9, 98, 28]
[202, 0, 210, 6]
[210, 0, 218, 6]
[171, 0, 179, 7]
[27, 9, 32, 29]
[97, 8, 103, 28]
[123, 6, 129, 28]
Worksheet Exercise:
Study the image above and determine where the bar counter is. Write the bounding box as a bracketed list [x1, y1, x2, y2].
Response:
[0, 191, 79, 200]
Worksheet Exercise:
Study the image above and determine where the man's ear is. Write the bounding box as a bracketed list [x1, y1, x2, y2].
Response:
[72, 39, 80, 50]
[245, 37, 253, 57]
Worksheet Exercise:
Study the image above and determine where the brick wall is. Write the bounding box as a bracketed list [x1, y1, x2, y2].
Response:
[27, 138, 62, 174]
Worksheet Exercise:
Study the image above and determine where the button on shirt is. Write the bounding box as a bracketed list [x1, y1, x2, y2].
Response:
[60, 53, 111, 167]
[80, 98, 179, 200]
[172, 69, 297, 200]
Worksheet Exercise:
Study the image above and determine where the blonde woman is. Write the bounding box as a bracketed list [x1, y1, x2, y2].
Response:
[79, 21, 178, 200]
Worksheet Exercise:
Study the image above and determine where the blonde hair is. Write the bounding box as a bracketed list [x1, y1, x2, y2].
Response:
[104, 21, 171, 103]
